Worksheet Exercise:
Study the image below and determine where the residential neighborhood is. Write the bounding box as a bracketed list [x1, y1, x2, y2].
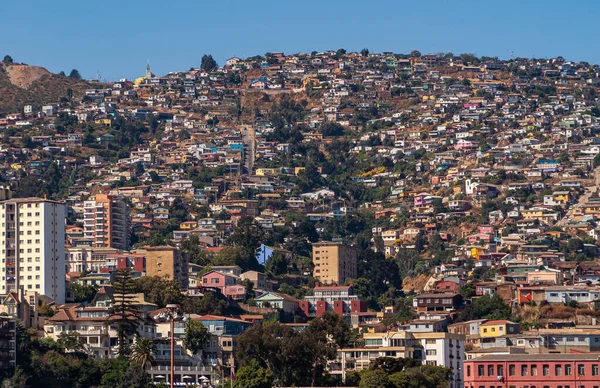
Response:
[4, 46, 600, 387]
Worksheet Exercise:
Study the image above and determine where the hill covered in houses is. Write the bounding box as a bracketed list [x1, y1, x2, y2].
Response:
[2, 49, 600, 387]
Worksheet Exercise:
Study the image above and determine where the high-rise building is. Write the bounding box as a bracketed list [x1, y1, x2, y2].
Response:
[84, 194, 130, 251]
[312, 241, 358, 285]
[0, 198, 66, 304]
[142, 246, 188, 287]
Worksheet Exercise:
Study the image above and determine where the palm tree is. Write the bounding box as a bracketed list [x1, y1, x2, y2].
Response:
[130, 337, 156, 369]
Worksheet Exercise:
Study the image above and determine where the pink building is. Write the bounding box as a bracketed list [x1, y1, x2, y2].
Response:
[201, 270, 238, 294]
[454, 139, 478, 151]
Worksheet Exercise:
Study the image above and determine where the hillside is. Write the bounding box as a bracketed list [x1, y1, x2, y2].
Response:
[0, 63, 93, 114]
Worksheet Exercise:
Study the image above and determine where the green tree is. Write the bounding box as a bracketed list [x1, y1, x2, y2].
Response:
[265, 251, 287, 276]
[2, 55, 13, 65]
[133, 276, 183, 308]
[107, 268, 141, 356]
[130, 337, 156, 368]
[359, 369, 392, 388]
[69, 69, 82, 79]
[57, 331, 85, 352]
[233, 359, 274, 388]
[183, 319, 208, 355]
[38, 303, 55, 317]
[201, 54, 218, 72]
[70, 283, 98, 303]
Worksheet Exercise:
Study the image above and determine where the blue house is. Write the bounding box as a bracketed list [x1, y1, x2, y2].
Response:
[256, 244, 275, 265]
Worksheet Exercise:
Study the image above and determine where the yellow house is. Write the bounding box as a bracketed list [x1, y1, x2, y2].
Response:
[479, 320, 520, 338]
[552, 191, 570, 204]
[520, 209, 544, 219]
[94, 118, 112, 126]
[10, 163, 22, 170]
[180, 221, 198, 230]
[256, 168, 279, 176]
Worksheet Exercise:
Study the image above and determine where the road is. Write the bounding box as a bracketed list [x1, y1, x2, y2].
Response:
[241, 124, 255, 175]
[556, 165, 600, 227]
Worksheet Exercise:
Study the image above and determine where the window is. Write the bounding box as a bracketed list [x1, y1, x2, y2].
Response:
[466, 366, 471, 377]
[497, 365, 504, 377]
[593, 365, 599, 376]
[509, 364, 515, 376]
[478, 365, 484, 377]
[566, 364, 572, 375]
[488, 365, 494, 376]
[426, 349, 437, 356]
[531, 365, 537, 376]
[579, 364, 585, 376]
[556, 365, 563, 376]
[522, 365, 528, 376]
[543, 364, 549, 376]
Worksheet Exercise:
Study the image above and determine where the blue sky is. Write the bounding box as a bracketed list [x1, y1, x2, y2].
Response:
[1, 0, 597, 81]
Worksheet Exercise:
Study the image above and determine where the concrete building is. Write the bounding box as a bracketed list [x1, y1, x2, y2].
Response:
[143, 246, 188, 288]
[83, 194, 130, 251]
[0, 198, 66, 304]
[312, 241, 358, 285]
[299, 285, 366, 318]
[330, 330, 465, 387]
[0, 316, 16, 371]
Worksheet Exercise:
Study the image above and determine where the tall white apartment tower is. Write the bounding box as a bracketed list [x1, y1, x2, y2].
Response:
[0, 198, 66, 304]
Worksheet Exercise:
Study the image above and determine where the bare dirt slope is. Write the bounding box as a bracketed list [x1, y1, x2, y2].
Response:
[0, 63, 92, 114]
[5, 64, 51, 89]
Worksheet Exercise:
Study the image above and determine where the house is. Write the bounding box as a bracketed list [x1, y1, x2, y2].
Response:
[254, 292, 301, 314]
[479, 320, 520, 338]
[240, 270, 271, 291]
[414, 292, 463, 312]
[201, 270, 239, 294]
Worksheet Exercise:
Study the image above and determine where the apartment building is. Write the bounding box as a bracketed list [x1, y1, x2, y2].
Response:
[0, 198, 66, 304]
[330, 330, 465, 388]
[299, 285, 367, 318]
[0, 317, 16, 371]
[83, 194, 130, 251]
[312, 241, 358, 285]
[143, 246, 188, 288]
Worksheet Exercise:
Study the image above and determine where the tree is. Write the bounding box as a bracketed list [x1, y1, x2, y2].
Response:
[183, 319, 208, 355]
[57, 331, 85, 352]
[69, 69, 82, 80]
[133, 276, 183, 308]
[233, 359, 274, 388]
[360, 48, 369, 57]
[359, 369, 392, 388]
[409, 50, 422, 58]
[107, 268, 141, 356]
[130, 337, 156, 368]
[201, 54, 218, 72]
[265, 252, 287, 276]
[70, 283, 98, 303]
[38, 303, 55, 317]
[3, 55, 13, 65]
